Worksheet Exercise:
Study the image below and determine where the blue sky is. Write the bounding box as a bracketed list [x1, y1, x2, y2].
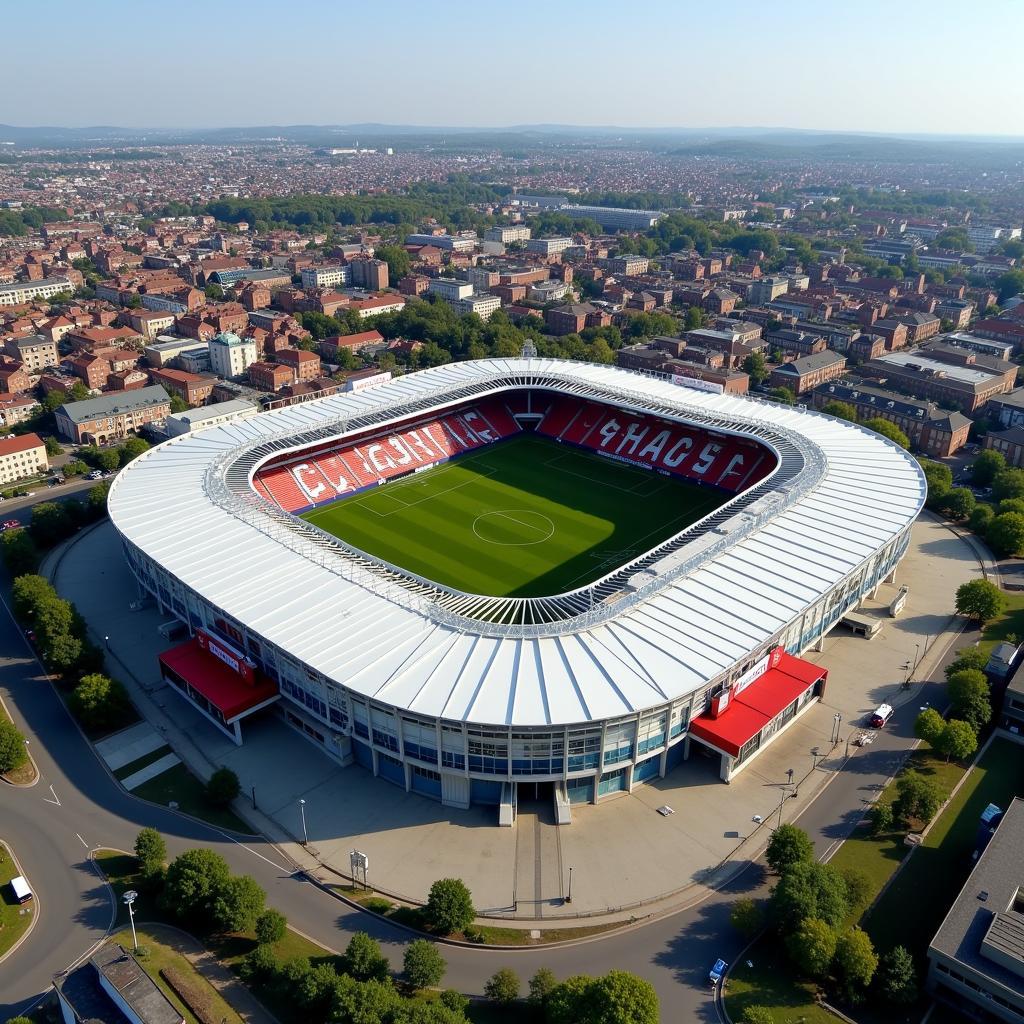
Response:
[4, 0, 1021, 134]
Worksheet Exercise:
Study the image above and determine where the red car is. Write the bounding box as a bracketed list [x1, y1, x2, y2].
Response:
[1, 520, 21, 531]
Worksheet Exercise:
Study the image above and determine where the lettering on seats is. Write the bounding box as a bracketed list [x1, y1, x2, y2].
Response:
[293, 463, 327, 500]
[318, 455, 351, 493]
[598, 417, 621, 447]
[616, 421, 650, 455]
[637, 429, 671, 463]
[718, 453, 745, 483]
[388, 436, 414, 466]
[692, 442, 722, 475]
[366, 443, 395, 473]
[662, 435, 694, 468]
[463, 410, 495, 442]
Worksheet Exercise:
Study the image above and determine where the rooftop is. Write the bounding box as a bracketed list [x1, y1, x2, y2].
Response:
[58, 385, 170, 424]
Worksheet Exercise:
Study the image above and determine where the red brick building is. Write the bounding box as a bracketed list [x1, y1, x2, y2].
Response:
[276, 348, 321, 382]
[248, 361, 294, 392]
[148, 367, 216, 406]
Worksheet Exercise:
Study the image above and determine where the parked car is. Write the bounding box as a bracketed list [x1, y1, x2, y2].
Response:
[709, 959, 728, 985]
[2, 520, 21, 531]
[9, 875, 32, 904]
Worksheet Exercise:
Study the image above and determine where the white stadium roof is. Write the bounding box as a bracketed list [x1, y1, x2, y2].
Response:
[109, 359, 925, 728]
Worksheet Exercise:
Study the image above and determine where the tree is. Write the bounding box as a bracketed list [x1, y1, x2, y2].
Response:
[119, 437, 151, 466]
[947, 668, 991, 733]
[169, 393, 189, 414]
[894, 770, 942, 825]
[440, 989, 469, 1015]
[425, 878, 475, 935]
[969, 504, 994, 534]
[946, 646, 988, 677]
[241, 943, 279, 981]
[97, 448, 121, 473]
[972, 449, 1006, 486]
[212, 873, 265, 933]
[862, 417, 910, 449]
[992, 467, 1024, 502]
[869, 802, 894, 835]
[345, 932, 390, 983]
[134, 827, 166, 878]
[30, 501, 73, 547]
[766, 824, 814, 874]
[404, 939, 446, 990]
[786, 917, 837, 978]
[921, 459, 953, 510]
[770, 860, 850, 932]
[940, 487, 976, 520]
[914, 707, 946, 747]
[999, 498, 1024, 517]
[44, 436, 62, 457]
[684, 306, 705, 330]
[255, 908, 287, 946]
[1, 530, 40, 576]
[955, 579, 1007, 623]
[742, 352, 769, 386]
[987, 513, 1024, 557]
[838, 867, 871, 912]
[834, 928, 879, 999]
[484, 967, 520, 1006]
[821, 400, 858, 422]
[768, 387, 795, 405]
[0, 718, 28, 775]
[375, 244, 411, 282]
[206, 766, 241, 807]
[589, 970, 659, 1024]
[995, 269, 1024, 303]
[937, 719, 979, 762]
[547, 976, 596, 1024]
[205, 283, 225, 301]
[163, 848, 232, 929]
[741, 1008, 775, 1024]
[528, 967, 557, 1009]
[730, 897, 764, 938]
[879, 945, 917, 1004]
[70, 674, 130, 733]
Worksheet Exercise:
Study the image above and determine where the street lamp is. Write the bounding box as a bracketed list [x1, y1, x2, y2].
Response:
[104, 635, 110, 651]
[123, 889, 139, 953]
[832, 712, 842, 745]
[566, 866, 573, 904]
[811, 746, 820, 770]
[298, 798, 308, 845]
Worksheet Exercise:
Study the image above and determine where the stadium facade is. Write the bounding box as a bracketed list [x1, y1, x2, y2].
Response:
[108, 359, 925, 814]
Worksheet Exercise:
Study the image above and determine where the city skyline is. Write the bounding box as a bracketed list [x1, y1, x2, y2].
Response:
[5, 0, 1021, 136]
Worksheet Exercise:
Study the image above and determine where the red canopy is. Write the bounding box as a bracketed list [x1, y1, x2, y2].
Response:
[688, 651, 826, 758]
[160, 639, 278, 722]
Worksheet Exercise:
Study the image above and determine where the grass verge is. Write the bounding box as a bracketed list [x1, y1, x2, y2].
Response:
[0, 699, 35, 785]
[977, 590, 1024, 659]
[109, 926, 243, 1024]
[0, 841, 34, 959]
[112, 744, 173, 782]
[130, 762, 252, 833]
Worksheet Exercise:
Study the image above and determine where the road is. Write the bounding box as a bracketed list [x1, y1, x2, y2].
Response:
[0, 535, 971, 1022]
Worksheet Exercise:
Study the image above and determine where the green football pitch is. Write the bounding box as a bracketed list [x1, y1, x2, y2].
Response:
[300, 434, 728, 597]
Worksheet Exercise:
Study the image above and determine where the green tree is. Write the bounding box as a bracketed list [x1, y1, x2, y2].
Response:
[940, 487, 976, 520]
[768, 387, 795, 405]
[770, 860, 850, 932]
[730, 897, 764, 938]
[862, 417, 910, 449]
[212, 873, 265, 933]
[987, 512, 1024, 557]
[119, 437, 150, 466]
[969, 504, 994, 534]
[589, 970, 659, 1024]
[240, 943, 278, 981]
[44, 435, 62, 457]
[404, 939, 446, 990]
[0, 718, 28, 774]
[869, 802, 894, 835]
[742, 352, 769, 386]
[741, 1008, 775, 1024]
[972, 449, 1006, 486]
[425, 878, 475, 935]
[994, 269, 1024, 303]
[947, 668, 991, 731]
[937, 719, 979, 762]
[484, 967, 520, 1006]
[894, 770, 943, 825]
[921, 459, 953, 510]
[255, 908, 287, 946]
[766, 824, 814, 874]
[205, 766, 241, 807]
[1, 529, 40, 576]
[946, 647, 988, 676]
[528, 967, 557, 1009]
[998, 498, 1024, 516]
[344, 932, 390, 983]
[205, 283, 225, 301]
[684, 306, 705, 330]
[169, 393, 189, 414]
[879, 945, 917, 1004]
[70, 674, 130, 733]
[440, 989, 469, 1015]
[29, 501, 73, 547]
[821, 400, 858, 422]
[835, 928, 879, 999]
[786, 917, 837, 978]
[163, 848, 232, 929]
[97, 448, 121, 473]
[838, 867, 871, 912]
[375, 244, 411, 282]
[992, 467, 1024, 502]
[955, 579, 1007, 622]
[134, 827, 167, 878]
[915, 707, 946, 747]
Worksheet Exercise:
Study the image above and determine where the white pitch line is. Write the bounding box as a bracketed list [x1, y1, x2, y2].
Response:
[75, 833, 88, 848]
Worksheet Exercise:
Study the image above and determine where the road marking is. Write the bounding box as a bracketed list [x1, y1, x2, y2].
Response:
[44, 784, 61, 806]
[75, 833, 88, 848]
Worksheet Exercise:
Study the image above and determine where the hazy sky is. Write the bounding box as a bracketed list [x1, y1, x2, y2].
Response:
[4, 0, 1022, 135]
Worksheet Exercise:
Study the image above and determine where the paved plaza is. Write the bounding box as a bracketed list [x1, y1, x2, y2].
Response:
[52, 515, 981, 920]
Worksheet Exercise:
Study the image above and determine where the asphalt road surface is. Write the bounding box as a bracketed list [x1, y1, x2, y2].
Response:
[0, 538, 970, 1021]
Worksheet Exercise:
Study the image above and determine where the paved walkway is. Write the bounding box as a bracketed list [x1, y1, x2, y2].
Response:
[96, 722, 166, 771]
[50, 514, 982, 923]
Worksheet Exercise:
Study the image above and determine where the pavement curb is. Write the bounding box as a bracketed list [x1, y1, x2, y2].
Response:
[0, 690, 40, 787]
[0, 836, 40, 967]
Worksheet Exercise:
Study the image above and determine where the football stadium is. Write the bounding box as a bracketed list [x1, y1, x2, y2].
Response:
[108, 358, 925, 816]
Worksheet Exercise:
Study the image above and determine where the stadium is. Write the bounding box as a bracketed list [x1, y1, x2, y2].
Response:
[108, 358, 925, 816]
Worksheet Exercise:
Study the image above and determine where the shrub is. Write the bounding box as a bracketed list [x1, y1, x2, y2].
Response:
[894, 770, 943, 826]
[134, 827, 166, 878]
[70, 674, 130, 733]
[240, 943, 279, 981]
[440, 988, 469, 1014]
[869, 802, 894, 835]
[255, 908, 287, 946]
[742, 1008, 775, 1024]
[835, 927, 879, 1001]
[404, 938, 446, 990]
[765, 824, 814, 875]
[205, 766, 241, 808]
[363, 897, 392, 915]
[955, 579, 1007, 622]
[786, 917, 837, 978]
[528, 967, 557, 1008]
[879, 945, 917, 1004]
[484, 967, 520, 1005]
[730, 897, 764, 938]
[0, 718, 29, 775]
[425, 878, 475, 935]
[344, 931, 389, 982]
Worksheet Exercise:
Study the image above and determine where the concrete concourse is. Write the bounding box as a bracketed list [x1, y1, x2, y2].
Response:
[51, 515, 980, 922]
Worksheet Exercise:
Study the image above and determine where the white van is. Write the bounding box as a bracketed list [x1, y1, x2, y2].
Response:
[9, 874, 32, 903]
[869, 704, 894, 729]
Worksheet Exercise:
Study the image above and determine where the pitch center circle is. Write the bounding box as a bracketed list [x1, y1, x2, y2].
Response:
[472, 509, 555, 546]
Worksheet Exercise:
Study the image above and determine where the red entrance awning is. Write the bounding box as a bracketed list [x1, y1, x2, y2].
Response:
[159, 639, 278, 722]
[688, 651, 826, 758]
